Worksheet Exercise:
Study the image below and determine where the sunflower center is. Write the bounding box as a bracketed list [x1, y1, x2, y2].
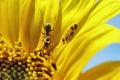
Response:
[0, 40, 57, 80]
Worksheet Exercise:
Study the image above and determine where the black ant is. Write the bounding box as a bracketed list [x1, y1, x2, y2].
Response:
[40, 23, 55, 57]
[40, 11, 54, 57]
[40, 11, 54, 48]
[43, 23, 53, 48]
[62, 24, 77, 44]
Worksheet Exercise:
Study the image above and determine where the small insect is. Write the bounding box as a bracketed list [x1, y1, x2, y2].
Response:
[40, 23, 54, 57]
[70, 24, 77, 36]
[62, 24, 78, 44]
[43, 23, 54, 48]
[71, 24, 77, 31]
[51, 62, 57, 70]
[41, 11, 54, 48]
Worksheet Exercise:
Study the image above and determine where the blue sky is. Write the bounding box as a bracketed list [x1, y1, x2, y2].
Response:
[82, 14, 120, 73]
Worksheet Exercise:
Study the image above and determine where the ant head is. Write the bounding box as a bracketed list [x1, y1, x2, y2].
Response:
[44, 23, 51, 31]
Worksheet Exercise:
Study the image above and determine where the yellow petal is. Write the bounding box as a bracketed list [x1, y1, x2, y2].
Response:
[55, 24, 120, 80]
[19, 0, 35, 52]
[60, 0, 95, 33]
[81, 0, 120, 34]
[60, 0, 120, 41]
[36, 0, 61, 50]
[97, 69, 120, 80]
[53, 0, 96, 60]
[111, 71, 120, 80]
[79, 61, 120, 80]
[29, 0, 43, 51]
[0, 0, 20, 46]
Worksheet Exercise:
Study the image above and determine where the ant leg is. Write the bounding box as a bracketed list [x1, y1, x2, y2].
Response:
[50, 29, 54, 32]
[41, 32, 46, 35]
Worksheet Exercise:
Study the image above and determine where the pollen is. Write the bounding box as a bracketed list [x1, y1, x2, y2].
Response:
[0, 39, 57, 80]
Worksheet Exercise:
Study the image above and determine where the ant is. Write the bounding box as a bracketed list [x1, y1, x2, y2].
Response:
[39, 23, 54, 58]
[40, 11, 55, 57]
[43, 23, 53, 48]
[62, 24, 77, 44]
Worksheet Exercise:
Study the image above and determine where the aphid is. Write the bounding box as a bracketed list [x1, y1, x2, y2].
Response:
[70, 24, 77, 36]
[71, 24, 77, 30]
[51, 62, 57, 70]
[62, 24, 78, 44]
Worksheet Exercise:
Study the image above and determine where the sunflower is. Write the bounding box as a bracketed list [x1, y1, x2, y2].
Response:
[0, 0, 120, 80]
